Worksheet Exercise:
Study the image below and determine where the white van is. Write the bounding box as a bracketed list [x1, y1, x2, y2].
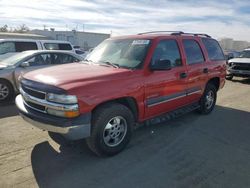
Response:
[0, 39, 74, 61]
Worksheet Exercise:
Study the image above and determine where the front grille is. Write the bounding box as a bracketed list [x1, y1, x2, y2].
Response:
[21, 83, 47, 113]
[22, 85, 46, 99]
[232, 63, 250, 71]
[25, 101, 46, 112]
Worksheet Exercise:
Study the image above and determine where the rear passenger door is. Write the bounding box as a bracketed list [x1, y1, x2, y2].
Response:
[182, 38, 208, 102]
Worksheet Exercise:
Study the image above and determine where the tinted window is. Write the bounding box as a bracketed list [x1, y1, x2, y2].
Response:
[202, 38, 224, 61]
[15, 42, 38, 52]
[0, 42, 15, 54]
[151, 40, 182, 67]
[44, 43, 59, 50]
[44, 43, 72, 50]
[26, 53, 52, 66]
[183, 39, 204, 65]
[59, 43, 72, 50]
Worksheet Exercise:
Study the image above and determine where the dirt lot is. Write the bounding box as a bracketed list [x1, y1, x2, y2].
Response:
[0, 78, 250, 188]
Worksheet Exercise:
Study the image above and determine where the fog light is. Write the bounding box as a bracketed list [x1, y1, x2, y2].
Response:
[47, 108, 80, 118]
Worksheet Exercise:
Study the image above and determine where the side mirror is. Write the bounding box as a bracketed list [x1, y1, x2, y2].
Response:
[20, 61, 30, 67]
[150, 59, 171, 71]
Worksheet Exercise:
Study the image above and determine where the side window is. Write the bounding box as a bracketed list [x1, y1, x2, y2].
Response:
[58, 43, 72, 50]
[44, 43, 59, 50]
[15, 42, 38, 52]
[151, 39, 182, 68]
[53, 54, 75, 64]
[26, 54, 52, 66]
[0, 42, 16, 54]
[202, 38, 225, 61]
[183, 39, 205, 65]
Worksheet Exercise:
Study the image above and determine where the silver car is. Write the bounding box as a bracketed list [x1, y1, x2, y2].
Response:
[0, 50, 83, 102]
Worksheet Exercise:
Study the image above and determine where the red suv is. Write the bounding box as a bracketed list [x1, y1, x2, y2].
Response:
[16, 31, 226, 156]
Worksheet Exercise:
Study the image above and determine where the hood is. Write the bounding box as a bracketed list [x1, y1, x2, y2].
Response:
[0, 53, 17, 61]
[23, 63, 133, 90]
[229, 58, 250, 64]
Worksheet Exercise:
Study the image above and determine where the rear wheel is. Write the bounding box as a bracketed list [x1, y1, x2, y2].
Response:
[0, 80, 14, 103]
[86, 103, 134, 157]
[198, 83, 217, 114]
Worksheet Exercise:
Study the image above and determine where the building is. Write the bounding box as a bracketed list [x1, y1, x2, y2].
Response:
[0, 32, 49, 40]
[29, 29, 110, 50]
[219, 38, 250, 51]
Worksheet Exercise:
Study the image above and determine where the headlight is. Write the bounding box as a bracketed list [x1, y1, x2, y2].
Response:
[47, 93, 78, 104]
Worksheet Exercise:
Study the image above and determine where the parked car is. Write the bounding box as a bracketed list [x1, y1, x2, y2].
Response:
[224, 50, 240, 60]
[0, 50, 83, 102]
[15, 31, 226, 156]
[0, 39, 75, 61]
[226, 48, 250, 80]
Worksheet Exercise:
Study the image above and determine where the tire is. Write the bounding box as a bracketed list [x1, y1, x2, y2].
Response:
[0, 80, 14, 103]
[198, 83, 217, 114]
[86, 103, 134, 157]
[226, 75, 233, 80]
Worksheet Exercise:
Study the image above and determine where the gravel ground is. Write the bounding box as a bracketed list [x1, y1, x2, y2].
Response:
[0, 78, 250, 188]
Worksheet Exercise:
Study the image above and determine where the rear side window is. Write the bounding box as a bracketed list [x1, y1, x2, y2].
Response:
[53, 54, 78, 64]
[152, 39, 182, 68]
[183, 39, 205, 65]
[15, 42, 38, 52]
[59, 43, 72, 50]
[44, 43, 72, 50]
[202, 38, 225, 61]
[0, 42, 15, 54]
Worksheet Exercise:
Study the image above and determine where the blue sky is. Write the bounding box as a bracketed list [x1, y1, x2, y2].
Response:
[0, 0, 250, 41]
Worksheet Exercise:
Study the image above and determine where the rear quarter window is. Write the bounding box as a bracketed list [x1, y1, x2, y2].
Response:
[202, 38, 225, 61]
[59, 43, 72, 50]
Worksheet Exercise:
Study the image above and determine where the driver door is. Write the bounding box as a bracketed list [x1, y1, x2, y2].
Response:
[144, 39, 189, 119]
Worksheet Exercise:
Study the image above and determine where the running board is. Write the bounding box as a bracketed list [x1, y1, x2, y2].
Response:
[144, 102, 200, 126]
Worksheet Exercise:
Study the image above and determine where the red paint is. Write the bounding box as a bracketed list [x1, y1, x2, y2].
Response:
[23, 34, 226, 122]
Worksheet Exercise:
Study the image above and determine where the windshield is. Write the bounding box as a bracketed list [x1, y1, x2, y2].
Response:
[85, 39, 151, 69]
[0, 51, 34, 66]
[239, 50, 250, 58]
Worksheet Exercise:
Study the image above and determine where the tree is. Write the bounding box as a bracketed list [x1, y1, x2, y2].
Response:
[14, 24, 29, 33]
[0, 25, 8, 32]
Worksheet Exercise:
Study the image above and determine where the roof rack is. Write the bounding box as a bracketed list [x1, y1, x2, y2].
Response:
[137, 31, 211, 38]
[137, 31, 184, 35]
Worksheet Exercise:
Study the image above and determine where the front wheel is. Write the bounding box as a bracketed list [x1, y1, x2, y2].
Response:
[86, 103, 134, 157]
[198, 83, 217, 114]
[0, 80, 14, 103]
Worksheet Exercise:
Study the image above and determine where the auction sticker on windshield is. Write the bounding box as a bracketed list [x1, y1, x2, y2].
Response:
[132, 40, 150, 45]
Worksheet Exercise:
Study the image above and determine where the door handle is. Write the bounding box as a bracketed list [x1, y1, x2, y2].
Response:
[180, 72, 187, 79]
[203, 68, 208, 73]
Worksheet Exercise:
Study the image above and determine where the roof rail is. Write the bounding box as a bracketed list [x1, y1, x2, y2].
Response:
[182, 32, 211, 38]
[137, 31, 211, 38]
[137, 31, 184, 35]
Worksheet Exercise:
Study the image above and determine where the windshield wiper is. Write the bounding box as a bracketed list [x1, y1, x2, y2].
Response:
[99, 61, 120, 68]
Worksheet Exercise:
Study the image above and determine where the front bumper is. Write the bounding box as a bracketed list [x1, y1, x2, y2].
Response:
[228, 69, 250, 77]
[15, 94, 91, 140]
